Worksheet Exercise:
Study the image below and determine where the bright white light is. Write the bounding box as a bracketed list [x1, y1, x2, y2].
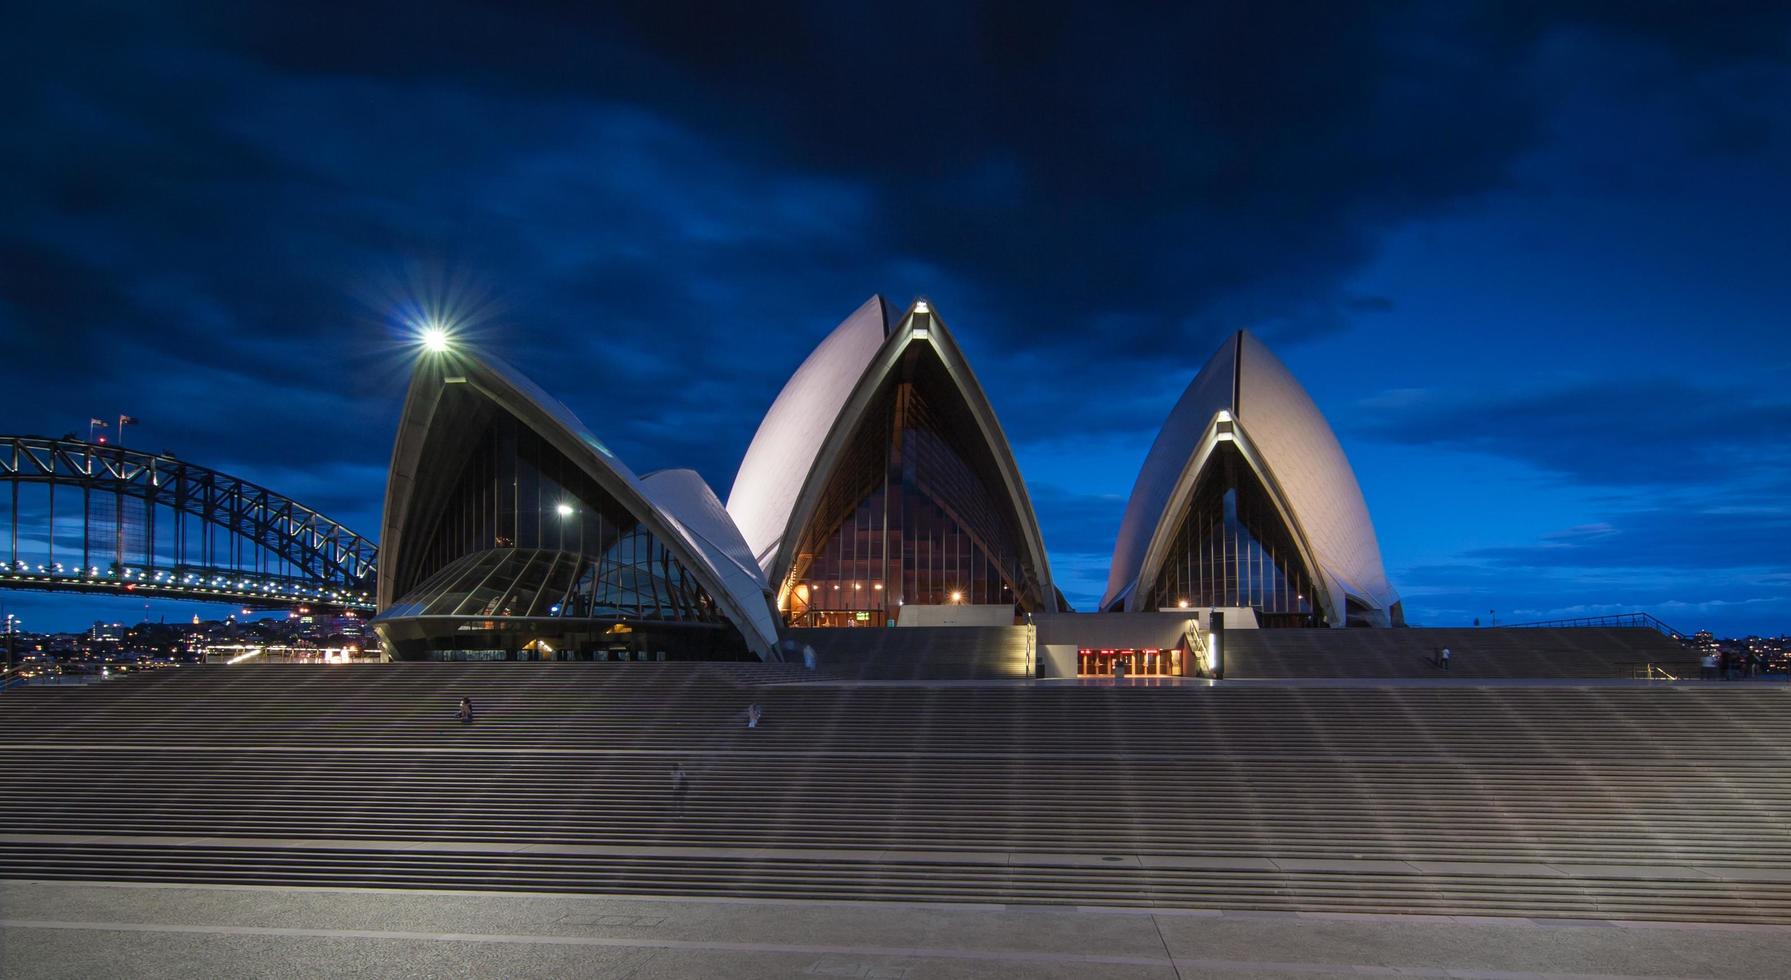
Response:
[421, 325, 451, 353]
[556, 503, 574, 518]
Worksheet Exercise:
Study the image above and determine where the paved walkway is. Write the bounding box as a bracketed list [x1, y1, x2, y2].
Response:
[776, 676, 1791, 688]
[4, 880, 1788, 979]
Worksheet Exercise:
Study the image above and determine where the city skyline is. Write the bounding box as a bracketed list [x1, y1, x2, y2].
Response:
[5, 5, 1790, 635]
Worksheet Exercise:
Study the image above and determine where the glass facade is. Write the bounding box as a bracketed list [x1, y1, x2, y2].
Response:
[782, 346, 1042, 627]
[381, 547, 723, 623]
[383, 408, 740, 658]
[1144, 443, 1320, 627]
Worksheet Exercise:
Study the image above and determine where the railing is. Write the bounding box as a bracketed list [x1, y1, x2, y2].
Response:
[1, 435, 378, 610]
[1627, 662, 1682, 681]
[1183, 620, 1213, 678]
[1501, 612, 1686, 640]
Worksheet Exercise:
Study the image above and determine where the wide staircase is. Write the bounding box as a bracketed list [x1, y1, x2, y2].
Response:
[1, 664, 1787, 922]
[1226, 626, 1697, 679]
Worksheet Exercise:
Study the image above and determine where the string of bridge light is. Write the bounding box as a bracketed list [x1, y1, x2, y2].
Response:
[4, 561, 371, 603]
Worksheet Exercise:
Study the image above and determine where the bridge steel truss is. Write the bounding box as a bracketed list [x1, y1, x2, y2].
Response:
[1, 436, 377, 612]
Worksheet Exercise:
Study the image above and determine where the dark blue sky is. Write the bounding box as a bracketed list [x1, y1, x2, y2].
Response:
[4, 2, 1789, 635]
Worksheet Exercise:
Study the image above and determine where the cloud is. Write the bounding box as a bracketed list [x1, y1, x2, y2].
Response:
[5, 3, 1790, 631]
[1465, 505, 1791, 570]
[1396, 502, 1791, 634]
[1359, 378, 1791, 488]
[1027, 484, 1127, 558]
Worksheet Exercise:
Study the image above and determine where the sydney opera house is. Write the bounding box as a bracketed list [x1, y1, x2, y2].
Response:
[373, 297, 1398, 672]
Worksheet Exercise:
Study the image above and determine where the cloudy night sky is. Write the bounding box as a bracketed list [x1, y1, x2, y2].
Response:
[4, 2, 1789, 635]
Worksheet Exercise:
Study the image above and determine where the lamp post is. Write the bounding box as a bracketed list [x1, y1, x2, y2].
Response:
[1025, 610, 1035, 679]
[4, 611, 16, 691]
[1208, 609, 1225, 680]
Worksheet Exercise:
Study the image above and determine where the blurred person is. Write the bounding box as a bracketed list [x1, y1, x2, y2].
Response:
[670, 762, 689, 816]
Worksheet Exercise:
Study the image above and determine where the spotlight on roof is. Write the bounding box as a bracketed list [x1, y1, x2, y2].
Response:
[555, 503, 575, 518]
[421, 324, 451, 353]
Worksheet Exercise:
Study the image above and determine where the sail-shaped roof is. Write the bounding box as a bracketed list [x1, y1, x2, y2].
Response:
[377, 347, 779, 656]
[728, 297, 1057, 616]
[726, 296, 890, 577]
[1104, 331, 1398, 625]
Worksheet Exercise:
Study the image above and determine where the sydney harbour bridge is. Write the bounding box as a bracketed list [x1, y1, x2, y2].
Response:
[1, 435, 376, 613]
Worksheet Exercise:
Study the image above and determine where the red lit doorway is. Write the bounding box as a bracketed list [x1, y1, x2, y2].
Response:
[1078, 647, 1183, 677]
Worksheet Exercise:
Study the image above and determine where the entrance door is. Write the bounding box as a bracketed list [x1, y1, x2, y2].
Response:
[1078, 648, 1183, 677]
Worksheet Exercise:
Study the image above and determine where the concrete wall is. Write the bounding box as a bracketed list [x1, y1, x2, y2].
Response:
[1033, 612, 1195, 651]
[896, 603, 1016, 627]
[786, 626, 1031, 680]
[1038, 643, 1079, 679]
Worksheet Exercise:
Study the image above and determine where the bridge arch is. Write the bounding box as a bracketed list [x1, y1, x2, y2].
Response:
[1, 435, 376, 611]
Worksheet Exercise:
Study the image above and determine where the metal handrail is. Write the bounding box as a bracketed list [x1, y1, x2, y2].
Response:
[1184, 620, 1213, 677]
[1626, 662, 1681, 681]
[1501, 612, 1686, 640]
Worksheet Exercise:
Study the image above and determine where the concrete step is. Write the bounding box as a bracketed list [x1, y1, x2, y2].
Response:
[1225, 627, 1697, 679]
[2, 663, 1785, 922]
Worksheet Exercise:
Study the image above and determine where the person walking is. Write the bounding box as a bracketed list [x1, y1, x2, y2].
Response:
[1700, 649, 1719, 681]
[747, 703, 762, 729]
[457, 697, 474, 724]
[670, 762, 689, 817]
[1440, 647, 1452, 671]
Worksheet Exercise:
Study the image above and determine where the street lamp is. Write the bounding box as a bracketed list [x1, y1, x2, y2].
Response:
[555, 503, 577, 553]
[3, 612, 17, 691]
[421, 324, 451, 353]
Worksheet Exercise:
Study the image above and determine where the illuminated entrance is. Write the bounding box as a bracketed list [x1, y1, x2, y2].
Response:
[1078, 647, 1184, 677]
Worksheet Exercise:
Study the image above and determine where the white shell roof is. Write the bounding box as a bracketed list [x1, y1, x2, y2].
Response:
[725, 297, 1057, 612]
[1103, 331, 1397, 621]
[641, 468, 780, 653]
[725, 295, 889, 578]
[379, 348, 781, 657]
[1103, 332, 1239, 609]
